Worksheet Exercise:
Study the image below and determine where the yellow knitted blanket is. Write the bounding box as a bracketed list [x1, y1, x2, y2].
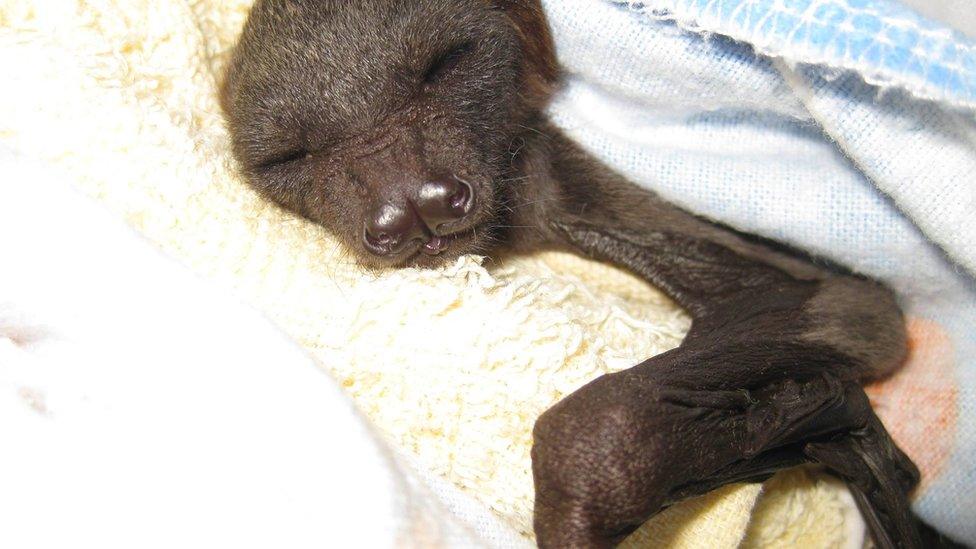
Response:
[0, 1, 860, 546]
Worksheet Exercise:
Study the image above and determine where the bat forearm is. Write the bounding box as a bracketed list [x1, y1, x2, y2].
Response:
[513, 126, 908, 379]
[550, 219, 799, 317]
[511, 124, 835, 283]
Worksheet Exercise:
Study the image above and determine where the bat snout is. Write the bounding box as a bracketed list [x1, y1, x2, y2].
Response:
[362, 175, 476, 259]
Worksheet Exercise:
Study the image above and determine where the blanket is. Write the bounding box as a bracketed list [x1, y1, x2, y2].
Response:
[0, 149, 526, 548]
[2, 0, 964, 546]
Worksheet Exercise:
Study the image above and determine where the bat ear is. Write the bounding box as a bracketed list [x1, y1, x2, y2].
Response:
[493, 0, 559, 105]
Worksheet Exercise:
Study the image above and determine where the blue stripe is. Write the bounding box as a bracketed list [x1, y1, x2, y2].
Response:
[612, 0, 976, 108]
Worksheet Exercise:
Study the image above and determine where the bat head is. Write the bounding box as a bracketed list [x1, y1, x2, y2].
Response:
[221, 0, 558, 267]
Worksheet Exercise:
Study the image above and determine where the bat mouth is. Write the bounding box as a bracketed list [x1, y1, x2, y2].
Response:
[408, 229, 468, 262]
[420, 235, 450, 256]
[379, 225, 486, 268]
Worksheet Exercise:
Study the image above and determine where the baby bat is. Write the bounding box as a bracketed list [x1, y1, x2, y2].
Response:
[220, 1, 925, 547]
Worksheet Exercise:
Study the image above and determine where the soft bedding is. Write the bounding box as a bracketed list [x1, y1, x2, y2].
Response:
[4, 0, 971, 546]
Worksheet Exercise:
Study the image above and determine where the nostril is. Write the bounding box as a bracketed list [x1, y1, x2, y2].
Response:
[363, 202, 425, 256]
[450, 179, 472, 212]
[363, 228, 387, 250]
[415, 176, 476, 234]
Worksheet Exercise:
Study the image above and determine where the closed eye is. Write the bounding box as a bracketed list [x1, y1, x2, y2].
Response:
[423, 42, 473, 85]
[258, 149, 308, 169]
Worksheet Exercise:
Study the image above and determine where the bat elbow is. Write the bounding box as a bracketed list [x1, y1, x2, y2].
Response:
[803, 277, 908, 379]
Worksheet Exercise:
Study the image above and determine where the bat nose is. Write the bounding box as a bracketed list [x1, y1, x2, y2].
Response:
[363, 202, 425, 256]
[362, 176, 475, 257]
[414, 176, 474, 234]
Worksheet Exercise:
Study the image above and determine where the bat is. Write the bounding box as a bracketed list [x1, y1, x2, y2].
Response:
[220, 1, 925, 546]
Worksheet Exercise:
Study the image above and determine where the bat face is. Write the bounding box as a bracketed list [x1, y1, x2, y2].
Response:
[222, 0, 556, 268]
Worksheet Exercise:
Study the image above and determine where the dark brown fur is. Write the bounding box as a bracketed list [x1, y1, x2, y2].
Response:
[221, 1, 926, 547]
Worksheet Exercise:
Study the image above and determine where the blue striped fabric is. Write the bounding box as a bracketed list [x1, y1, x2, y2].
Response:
[615, 0, 976, 108]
